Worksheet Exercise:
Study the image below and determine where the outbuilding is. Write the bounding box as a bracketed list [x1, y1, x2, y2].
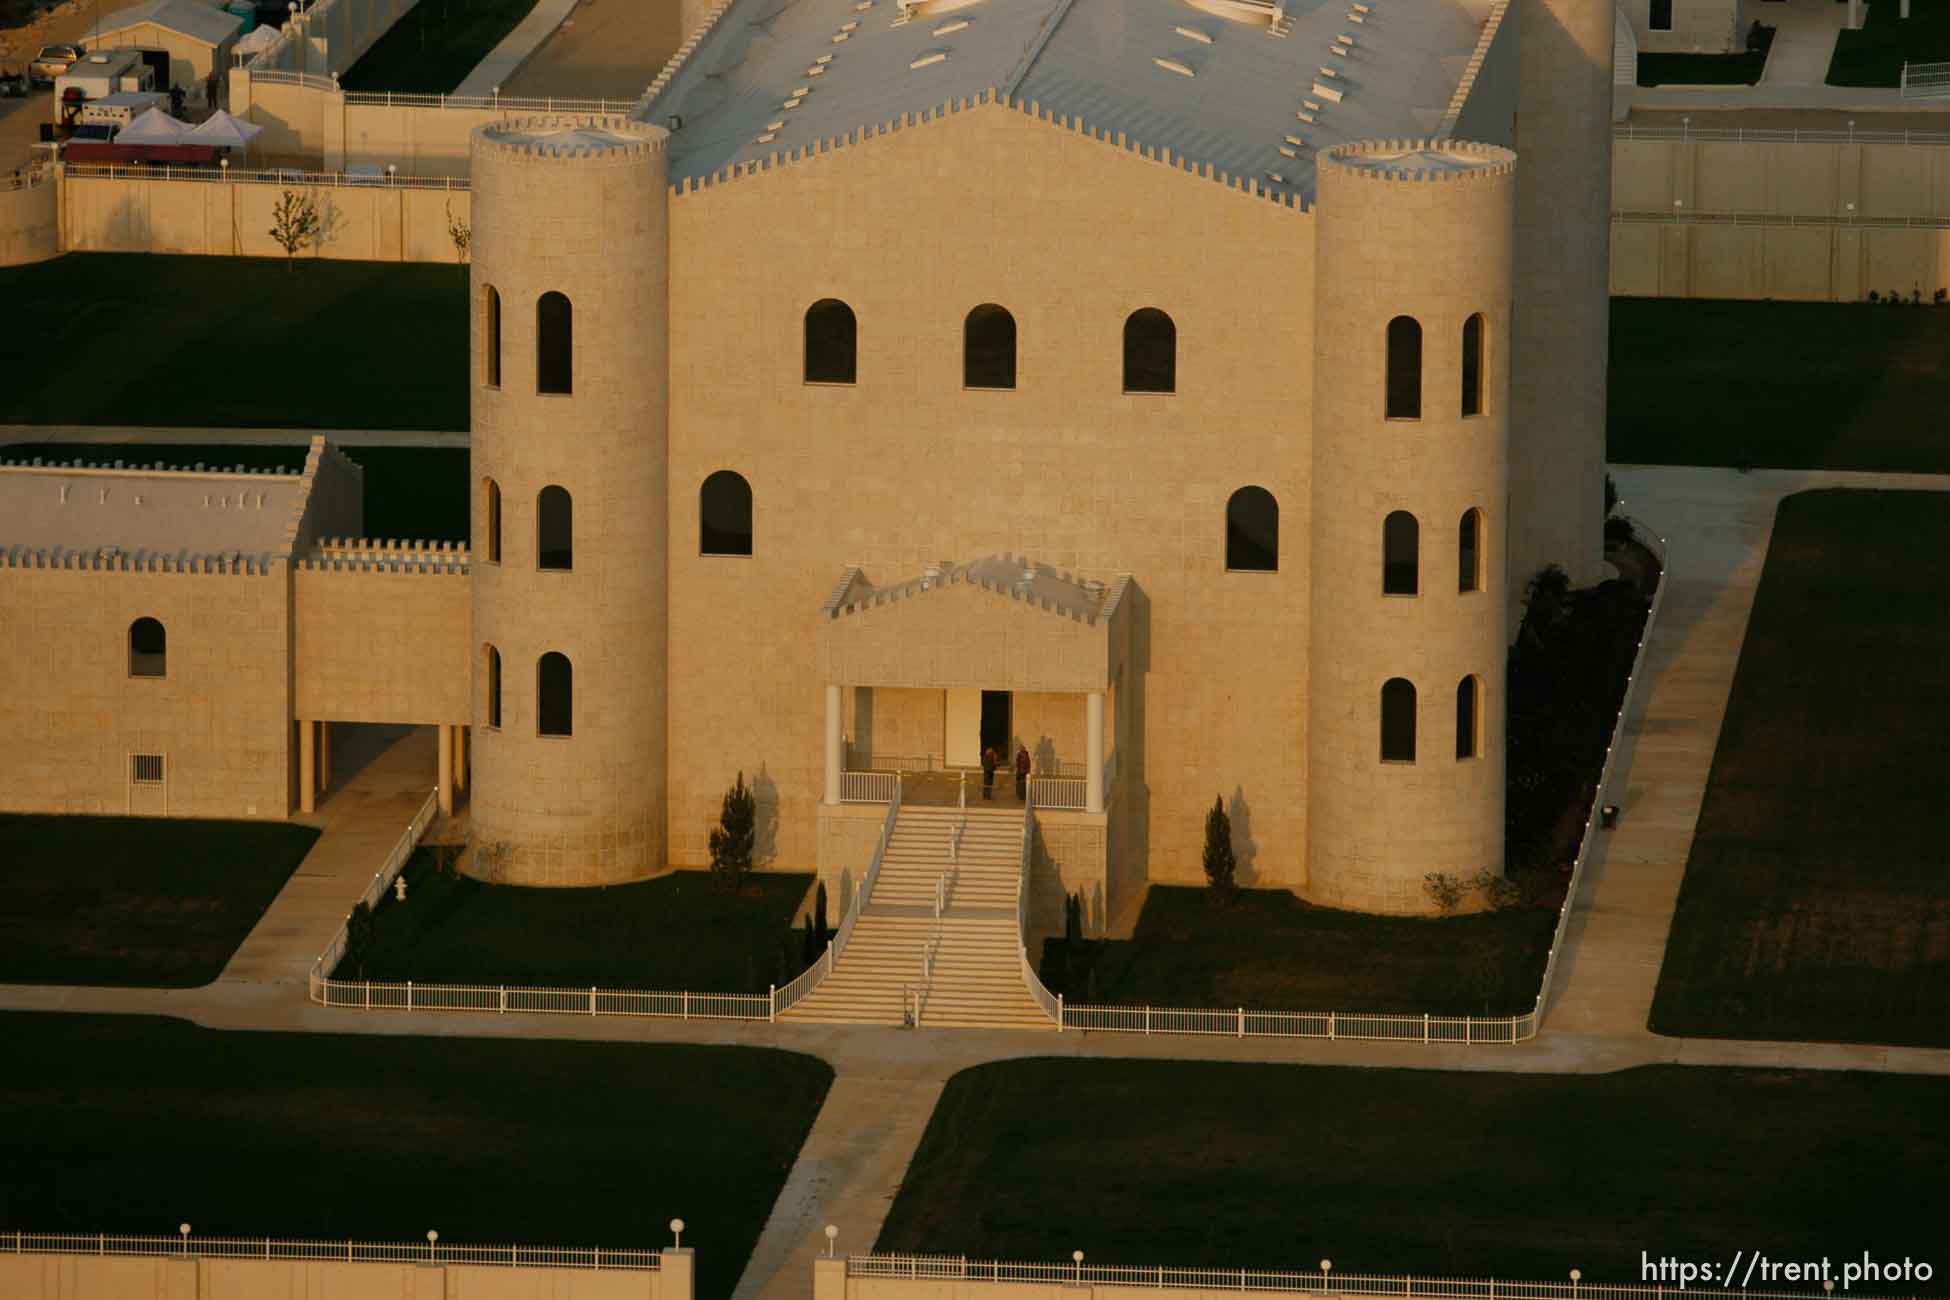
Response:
[84, 0, 244, 105]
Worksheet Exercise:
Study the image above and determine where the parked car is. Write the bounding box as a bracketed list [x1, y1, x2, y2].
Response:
[29, 43, 85, 87]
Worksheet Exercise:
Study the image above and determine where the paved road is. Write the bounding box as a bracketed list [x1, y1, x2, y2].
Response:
[501, 0, 681, 101]
[5, 463, 1950, 1299]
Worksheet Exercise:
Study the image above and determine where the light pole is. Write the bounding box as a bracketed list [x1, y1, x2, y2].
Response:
[824, 1226, 839, 1259]
[427, 1230, 438, 1262]
[1571, 1269, 1583, 1299]
[178, 1224, 191, 1257]
[1073, 1250, 1084, 1284]
[670, 1218, 686, 1249]
[1321, 1259, 1333, 1294]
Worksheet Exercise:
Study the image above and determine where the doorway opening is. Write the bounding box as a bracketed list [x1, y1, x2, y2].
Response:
[980, 690, 1012, 759]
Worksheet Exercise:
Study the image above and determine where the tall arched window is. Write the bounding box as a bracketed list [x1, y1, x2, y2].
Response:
[963, 304, 1017, 389]
[537, 652, 573, 737]
[484, 643, 503, 729]
[537, 291, 573, 394]
[701, 470, 754, 556]
[1385, 315, 1422, 419]
[483, 285, 502, 388]
[1458, 508, 1483, 593]
[129, 617, 166, 678]
[1383, 511, 1419, 595]
[1461, 313, 1485, 416]
[1381, 678, 1417, 762]
[1456, 675, 1481, 760]
[1225, 485, 1279, 572]
[804, 298, 857, 384]
[1124, 307, 1176, 393]
[537, 485, 573, 570]
[482, 477, 502, 564]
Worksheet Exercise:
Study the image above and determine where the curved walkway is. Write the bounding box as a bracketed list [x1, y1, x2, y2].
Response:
[5, 465, 1950, 1300]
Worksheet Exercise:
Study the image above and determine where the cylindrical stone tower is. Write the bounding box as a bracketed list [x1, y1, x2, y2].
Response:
[1510, 0, 1613, 598]
[468, 116, 669, 886]
[1307, 139, 1514, 915]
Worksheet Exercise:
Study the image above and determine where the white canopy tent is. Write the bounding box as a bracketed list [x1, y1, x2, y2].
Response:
[184, 109, 263, 149]
[115, 106, 191, 144]
[232, 23, 281, 63]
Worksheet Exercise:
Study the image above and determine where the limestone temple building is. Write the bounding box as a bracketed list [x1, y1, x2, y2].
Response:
[0, 0, 1614, 927]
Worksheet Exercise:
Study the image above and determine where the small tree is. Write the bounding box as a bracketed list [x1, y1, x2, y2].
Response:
[800, 913, 816, 969]
[811, 881, 830, 960]
[708, 771, 757, 892]
[268, 189, 320, 269]
[1202, 794, 1236, 899]
[344, 899, 375, 978]
[1469, 867, 1522, 911]
[1423, 872, 1466, 915]
[445, 199, 471, 263]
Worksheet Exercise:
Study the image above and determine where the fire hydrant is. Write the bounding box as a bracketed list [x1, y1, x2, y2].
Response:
[394, 875, 408, 903]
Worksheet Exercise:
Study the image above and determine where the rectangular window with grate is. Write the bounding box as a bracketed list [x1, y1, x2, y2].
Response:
[131, 753, 165, 785]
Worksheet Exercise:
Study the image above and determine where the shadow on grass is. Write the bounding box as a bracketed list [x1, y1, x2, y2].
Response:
[1828, 0, 1950, 85]
[0, 815, 319, 987]
[338, 0, 543, 94]
[338, 855, 814, 994]
[879, 1059, 1950, 1289]
[1649, 489, 1950, 1047]
[0, 1012, 832, 1300]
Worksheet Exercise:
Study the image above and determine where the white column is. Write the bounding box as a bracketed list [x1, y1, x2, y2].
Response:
[824, 684, 843, 805]
[1086, 690, 1105, 815]
[298, 720, 315, 815]
[438, 723, 454, 816]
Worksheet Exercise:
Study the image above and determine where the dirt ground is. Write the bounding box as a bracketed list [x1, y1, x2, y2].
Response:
[501, 0, 681, 101]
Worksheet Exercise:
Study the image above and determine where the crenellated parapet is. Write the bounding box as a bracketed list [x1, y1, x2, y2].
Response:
[666, 90, 1307, 210]
[1317, 137, 1517, 186]
[301, 537, 472, 574]
[822, 554, 1111, 627]
[474, 116, 668, 166]
[0, 544, 280, 575]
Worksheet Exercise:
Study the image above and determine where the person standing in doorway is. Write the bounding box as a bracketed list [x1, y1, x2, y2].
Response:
[1014, 746, 1031, 801]
[981, 745, 999, 800]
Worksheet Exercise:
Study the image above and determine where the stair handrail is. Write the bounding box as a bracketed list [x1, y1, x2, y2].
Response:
[771, 775, 903, 1018]
[1015, 788, 1064, 1027]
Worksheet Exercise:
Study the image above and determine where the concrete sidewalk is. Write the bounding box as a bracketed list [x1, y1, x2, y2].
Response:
[454, 0, 587, 98]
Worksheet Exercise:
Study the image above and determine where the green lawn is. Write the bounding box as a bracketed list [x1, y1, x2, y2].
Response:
[879, 1059, 1950, 1287]
[1649, 490, 1950, 1046]
[1828, 0, 1950, 85]
[1041, 886, 1554, 1017]
[0, 440, 469, 541]
[339, 0, 542, 94]
[1608, 298, 1950, 473]
[1638, 23, 1774, 85]
[0, 254, 466, 430]
[339, 855, 815, 994]
[0, 815, 319, 987]
[0, 1013, 830, 1300]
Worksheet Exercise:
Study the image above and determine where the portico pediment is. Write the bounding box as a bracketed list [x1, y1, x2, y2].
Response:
[817, 555, 1127, 694]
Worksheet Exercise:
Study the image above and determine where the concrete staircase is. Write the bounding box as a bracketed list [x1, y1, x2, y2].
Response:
[785, 805, 1056, 1030]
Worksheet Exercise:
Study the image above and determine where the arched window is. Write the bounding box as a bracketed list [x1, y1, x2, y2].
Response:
[1385, 315, 1422, 419]
[701, 470, 754, 556]
[963, 304, 1017, 389]
[804, 298, 857, 384]
[484, 643, 503, 729]
[537, 485, 572, 570]
[129, 617, 166, 678]
[537, 291, 573, 394]
[1383, 511, 1419, 595]
[483, 284, 502, 388]
[1458, 508, 1483, 593]
[1124, 307, 1176, 394]
[482, 477, 502, 564]
[1381, 678, 1416, 762]
[1461, 313, 1485, 416]
[1456, 675, 1481, 760]
[1225, 485, 1279, 572]
[537, 652, 573, 737]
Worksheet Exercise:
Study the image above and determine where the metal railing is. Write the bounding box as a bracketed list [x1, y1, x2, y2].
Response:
[1017, 790, 1065, 1025]
[840, 769, 899, 803]
[250, 68, 339, 90]
[774, 778, 903, 1016]
[343, 90, 638, 112]
[1614, 206, 1950, 229]
[1049, 515, 1670, 1045]
[1027, 775, 1084, 810]
[2, 167, 50, 192]
[1901, 58, 1950, 99]
[313, 979, 771, 1018]
[309, 789, 437, 987]
[847, 1254, 1895, 1300]
[3, 1231, 661, 1270]
[1614, 122, 1950, 145]
[62, 163, 470, 190]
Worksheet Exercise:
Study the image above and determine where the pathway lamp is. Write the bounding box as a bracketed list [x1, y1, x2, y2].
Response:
[1571, 1269, 1582, 1298]
[179, 1224, 191, 1256]
[1073, 1250, 1085, 1284]
[825, 1225, 839, 1258]
[671, 1218, 686, 1249]
[1321, 1260, 1333, 1294]
[1600, 804, 1619, 830]
[427, 1229, 438, 1261]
